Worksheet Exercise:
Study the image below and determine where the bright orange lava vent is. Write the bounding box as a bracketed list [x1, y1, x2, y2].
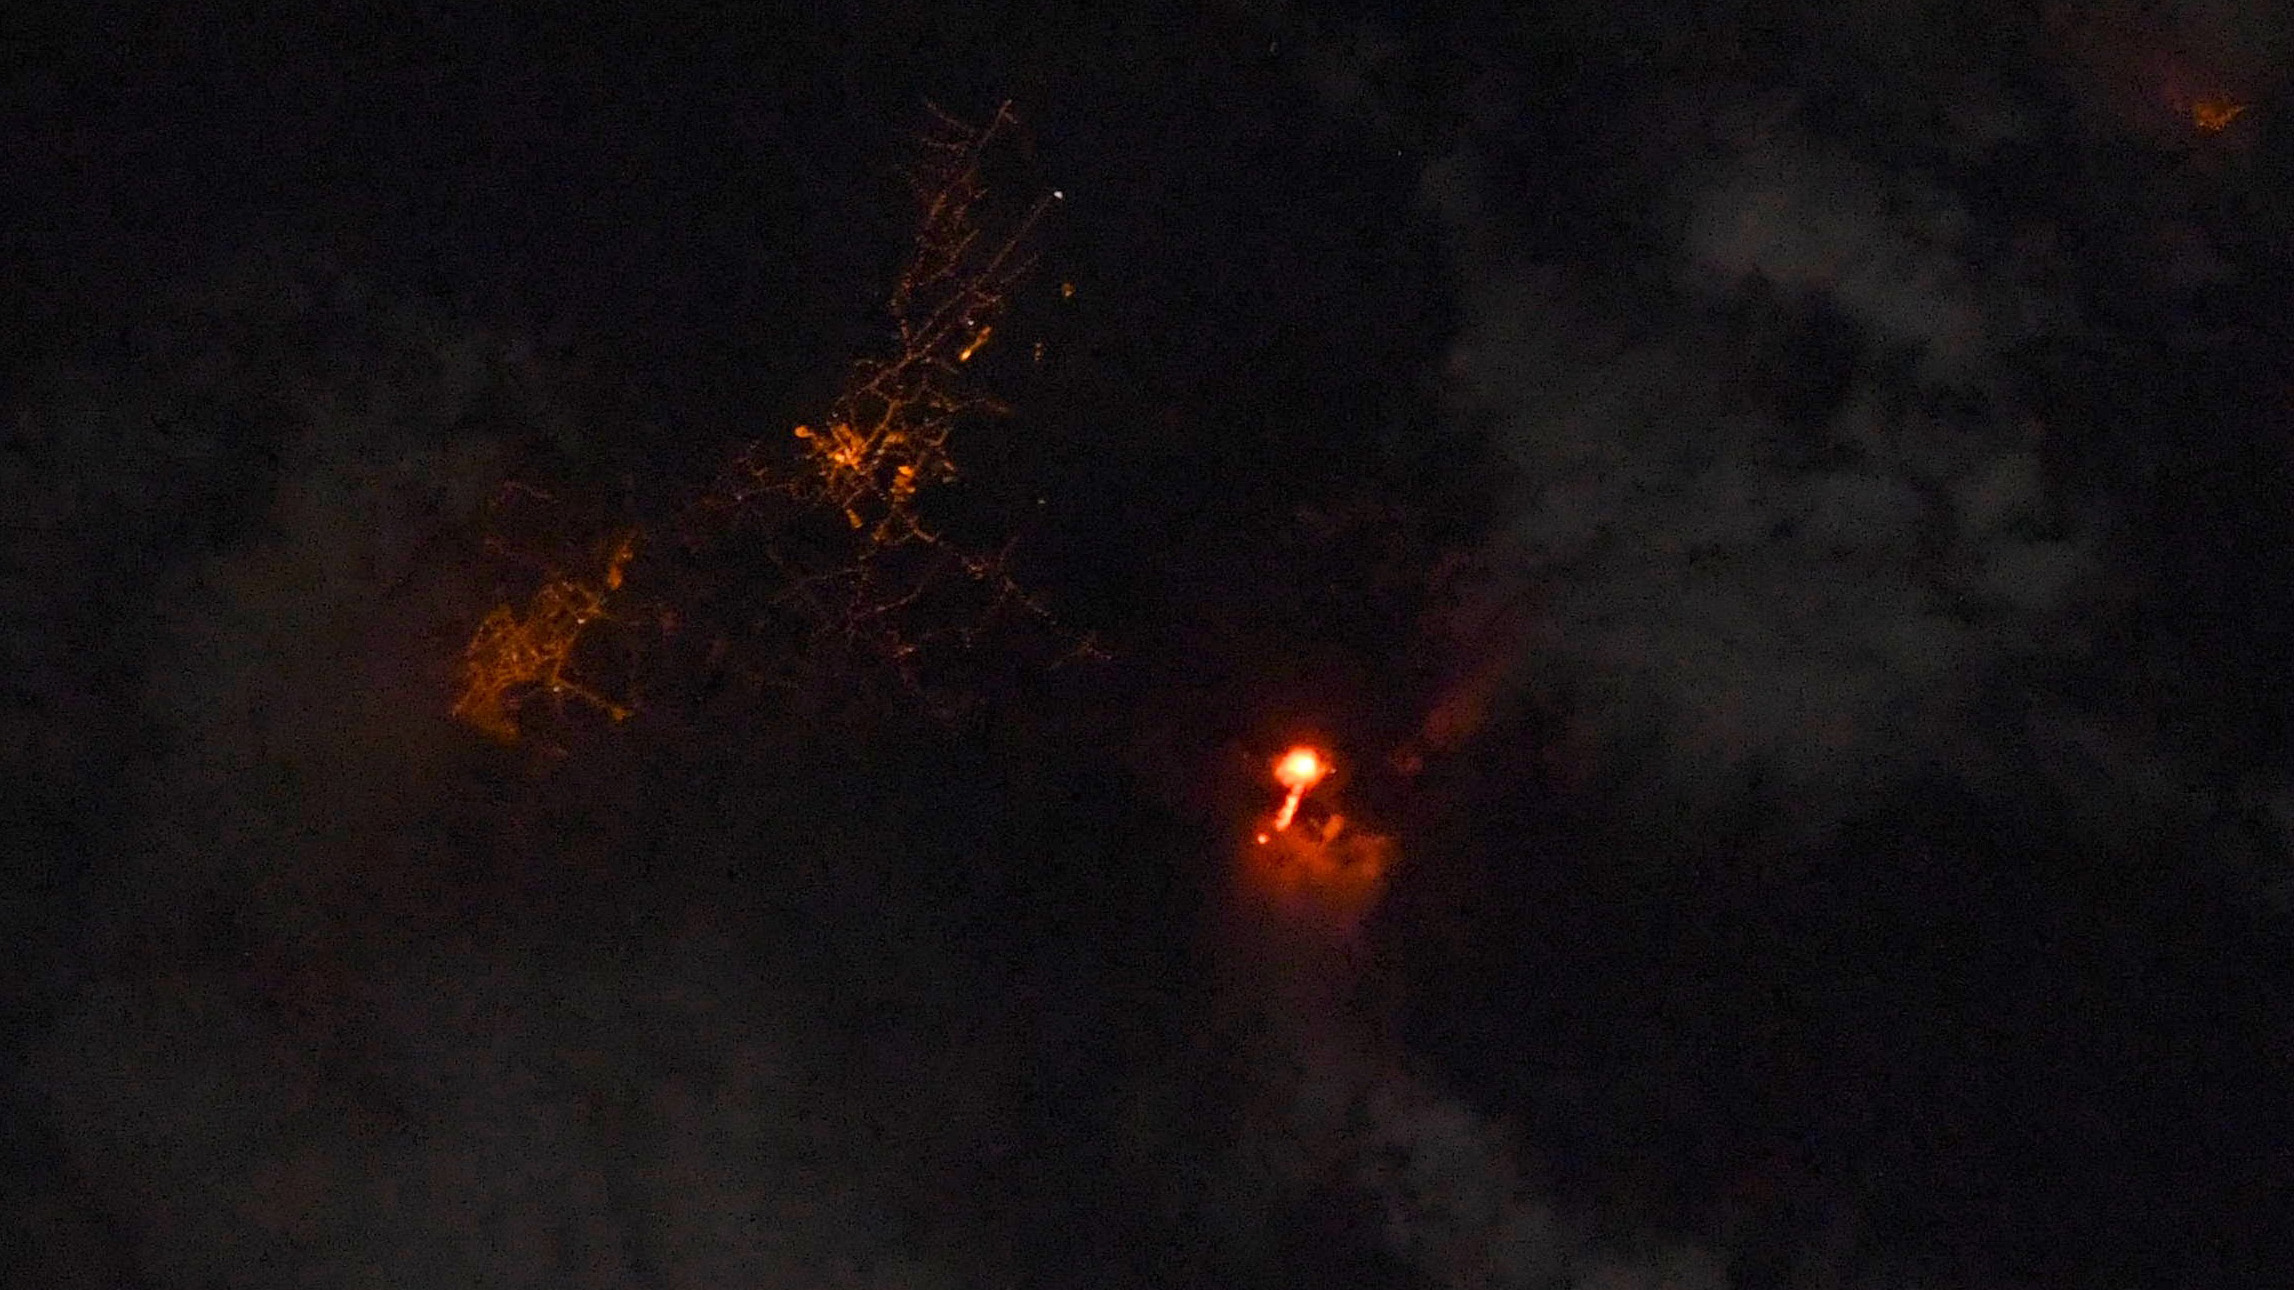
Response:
[1260, 745, 1329, 841]
[1243, 741, 1393, 924]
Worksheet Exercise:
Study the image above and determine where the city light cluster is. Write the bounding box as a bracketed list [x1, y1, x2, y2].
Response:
[452, 102, 1076, 745]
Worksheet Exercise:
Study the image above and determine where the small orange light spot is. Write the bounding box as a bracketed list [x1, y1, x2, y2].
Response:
[2192, 96, 2248, 133]
[958, 324, 993, 362]
[602, 533, 635, 592]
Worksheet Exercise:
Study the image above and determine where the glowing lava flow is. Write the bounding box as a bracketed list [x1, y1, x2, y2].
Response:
[1241, 741, 1393, 933]
[1259, 745, 1329, 843]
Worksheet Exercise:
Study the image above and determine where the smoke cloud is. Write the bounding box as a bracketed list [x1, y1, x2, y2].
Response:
[1398, 5, 2256, 851]
[7, 228, 1021, 1289]
[1227, 3, 2294, 1286]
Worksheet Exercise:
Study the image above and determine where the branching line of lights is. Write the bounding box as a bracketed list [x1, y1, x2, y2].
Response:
[451, 102, 1096, 746]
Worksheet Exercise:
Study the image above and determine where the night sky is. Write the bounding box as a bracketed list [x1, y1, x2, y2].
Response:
[7, 3, 2294, 1287]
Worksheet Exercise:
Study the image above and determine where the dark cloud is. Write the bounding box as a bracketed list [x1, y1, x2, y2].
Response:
[1247, 2, 2294, 1284]
[1347, 0, 2291, 871]
[0, 223, 1045, 1287]
[1432, 115, 2112, 847]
